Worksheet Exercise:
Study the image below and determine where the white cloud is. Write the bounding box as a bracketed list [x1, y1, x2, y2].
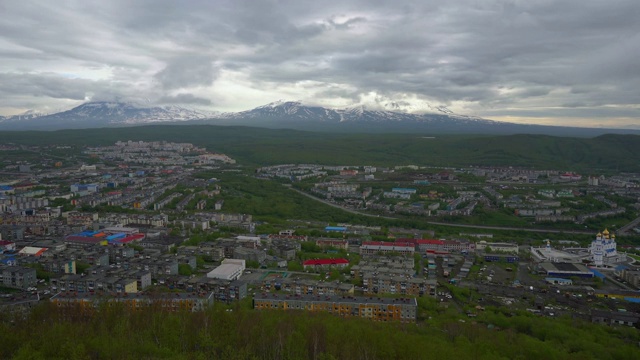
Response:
[0, 0, 638, 128]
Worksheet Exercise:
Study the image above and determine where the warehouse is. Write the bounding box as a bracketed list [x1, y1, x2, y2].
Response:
[538, 262, 594, 278]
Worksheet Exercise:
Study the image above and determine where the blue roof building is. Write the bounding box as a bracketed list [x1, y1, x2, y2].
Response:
[325, 226, 347, 232]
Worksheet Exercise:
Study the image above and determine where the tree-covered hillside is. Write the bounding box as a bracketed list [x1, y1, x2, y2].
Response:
[2, 125, 639, 171]
[1, 301, 638, 360]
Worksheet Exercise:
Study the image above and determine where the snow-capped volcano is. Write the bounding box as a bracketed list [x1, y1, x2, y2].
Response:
[0, 99, 496, 130]
[0, 101, 220, 129]
[1, 99, 636, 136]
[222, 100, 491, 125]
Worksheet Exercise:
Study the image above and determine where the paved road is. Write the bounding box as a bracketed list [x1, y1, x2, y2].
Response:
[618, 215, 640, 235]
[287, 185, 397, 220]
[287, 185, 593, 235]
[423, 221, 593, 235]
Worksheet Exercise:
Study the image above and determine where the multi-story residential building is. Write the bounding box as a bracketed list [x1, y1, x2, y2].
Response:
[132, 258, 179, 277]
[39, 258, 76, 274]
[362, 274, 436, 297]
[0, 225, 25, 241]
[350, 258, 415, 279]
[109, 246, 135, 263]
[233, 247, 266, 263]
[398, 238, 475, 254]
[268, 279, 354, 297]
[1, 266, 37, 289]
[254, 293, 417, 323]
[190, 277, 247, 302]
[175, 255, 197, 270]
[315, 239, 349, 250]
[64, 211, 99, 227]
[620, 269, 640, 288]
[360, 242, 415, 257]
[50, 291, 215, 314]
[302, 258, 349, 271]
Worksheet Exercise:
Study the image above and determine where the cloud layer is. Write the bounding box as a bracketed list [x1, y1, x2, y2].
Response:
[0, 0, 639, 128]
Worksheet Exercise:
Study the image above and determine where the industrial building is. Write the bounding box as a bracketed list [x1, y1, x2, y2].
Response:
[254, 293, 417, 322]
[591, 310, 640, 327]
[476, 241, 519, 254]
[64, 227, 145, 246]
[538, 262, 594, 278]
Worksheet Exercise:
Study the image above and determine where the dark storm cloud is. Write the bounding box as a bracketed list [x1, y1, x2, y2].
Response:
[0, 0, 639, 127]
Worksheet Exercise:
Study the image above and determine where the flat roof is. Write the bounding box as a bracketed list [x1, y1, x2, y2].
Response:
[539, 262, 591, 273]
[207, 263, 242, 277]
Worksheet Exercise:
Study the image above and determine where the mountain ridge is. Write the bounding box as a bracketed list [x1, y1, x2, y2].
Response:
[0, 100, 638, 137]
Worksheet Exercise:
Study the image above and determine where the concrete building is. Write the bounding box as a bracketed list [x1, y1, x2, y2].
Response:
[538, 262, 594, 278]
[233, 247, 266, 263]
[190, 277, 248, 302]
[363, 274, 436, 297]
[476, 241, 519, 254]
[206, 259, 245, 281]
[302, 258, 349, 271]
[620, 269, 640, 288]
[254, 293, 417, 322]
[50, 292, 215, 313]
[591, 310, 639, 327]
[269, 279, 354, 297]
[316, 239, 349, 250]
[1, 266, 37, 289]
[360, 242, 415, 257]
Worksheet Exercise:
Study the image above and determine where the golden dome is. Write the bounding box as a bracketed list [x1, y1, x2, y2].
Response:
[597, 232, 602, 237]
[602, 229, 609, 235]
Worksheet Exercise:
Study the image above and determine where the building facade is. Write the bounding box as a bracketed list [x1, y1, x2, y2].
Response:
[254, 294, 417, 322]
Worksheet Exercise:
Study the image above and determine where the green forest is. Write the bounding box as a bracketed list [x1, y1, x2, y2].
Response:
[2, 125, 640, 171]
[1, 300, 638, 359]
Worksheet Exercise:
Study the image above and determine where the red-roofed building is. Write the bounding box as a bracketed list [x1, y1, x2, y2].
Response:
[18, 246, 47, 257]
[417, 239, 445, 253]
[0, 240, 16, 252]
[303, 258, 349, 270]
[395, 238, 475, 254]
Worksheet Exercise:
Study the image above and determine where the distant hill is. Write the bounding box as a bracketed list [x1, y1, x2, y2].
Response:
[1, 100, 638, 137]
[2, 125, 639, 172]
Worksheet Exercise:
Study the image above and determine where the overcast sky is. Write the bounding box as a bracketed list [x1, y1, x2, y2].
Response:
[1, 0, 639, 128]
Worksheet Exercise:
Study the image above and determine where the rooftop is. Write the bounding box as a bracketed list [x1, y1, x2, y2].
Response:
[254, 293, 418, 306]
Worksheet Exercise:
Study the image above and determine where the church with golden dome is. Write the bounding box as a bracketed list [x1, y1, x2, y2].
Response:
[590, 229, 618, 267]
